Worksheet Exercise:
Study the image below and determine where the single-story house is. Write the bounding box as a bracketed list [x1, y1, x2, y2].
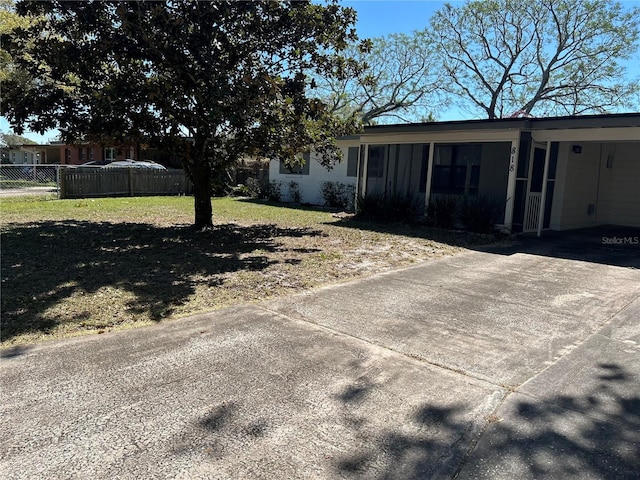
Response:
[270, 113, 640, 235]
[0, 143, 45, 164]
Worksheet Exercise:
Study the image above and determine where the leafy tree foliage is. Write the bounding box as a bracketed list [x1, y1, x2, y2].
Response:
[314, 33, 442, 124]
[0, 0, 36, 87]
[3, 0, 360, 228]
[429, 0, 640, 118]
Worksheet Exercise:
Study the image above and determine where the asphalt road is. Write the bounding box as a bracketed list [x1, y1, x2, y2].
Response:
[2, 230, 639, 479]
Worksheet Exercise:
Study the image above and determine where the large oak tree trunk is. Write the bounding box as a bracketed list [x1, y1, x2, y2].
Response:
[192, 158, 213, 230]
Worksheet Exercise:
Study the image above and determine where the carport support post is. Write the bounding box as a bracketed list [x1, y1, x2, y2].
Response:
[424, 142, 435, 212]
[503, 139, 519, 231]
[536, 141, 552, 237]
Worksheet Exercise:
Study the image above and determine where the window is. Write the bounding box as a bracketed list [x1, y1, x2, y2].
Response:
[279, 152, 310, 175]
[105, 147, 116, 161]
[346, 147, 359, 177]
[64, 148, 71, 164]
[432, 144, 481, 195]
[88, 148, 94, 160]
[79, 148, 85, 160]
[128, 146, 135, 159]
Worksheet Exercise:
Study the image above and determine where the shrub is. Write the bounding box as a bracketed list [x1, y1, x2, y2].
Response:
[262, 180, 282, 202]
[356, 192, 385, 218]
[245, 177, 262, 198]
[356, 192, 422, 223]
[426, 195, 459, 229]
[230, 184, 251, 197]
[321, 181, 348, 208]
[344, 184, 356, 212]
[459, 194, 504, 233]
[288, 181, 302, 203]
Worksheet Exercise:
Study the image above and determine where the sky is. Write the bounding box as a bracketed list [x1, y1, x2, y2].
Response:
[342, 0, 460, 38]
[1, 0, 638, 143]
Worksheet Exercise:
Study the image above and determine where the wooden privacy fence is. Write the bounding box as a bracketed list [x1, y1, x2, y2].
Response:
[59, 168, 193, 199]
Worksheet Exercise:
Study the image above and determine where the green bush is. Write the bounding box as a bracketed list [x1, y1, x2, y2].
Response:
[356, 192, 422, 223]
[426, 195, 459, 229]
[321, 181, 348, 208]
[229, 184, 251, 197]
[245, 177, 262, 198]
[459, 195, 504, 233]
[288, 181, 302, 203]
[262, 180, 282, 202]
[356, 192, 385, 218]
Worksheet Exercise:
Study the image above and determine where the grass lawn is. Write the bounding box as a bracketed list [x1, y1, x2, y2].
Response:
[1, 195, 498, 347]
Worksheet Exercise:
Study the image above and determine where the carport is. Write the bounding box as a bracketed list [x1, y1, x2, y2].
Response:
[504, 114, 640, 235]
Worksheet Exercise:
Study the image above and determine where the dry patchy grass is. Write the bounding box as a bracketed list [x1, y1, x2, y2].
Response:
[1, 196, 497, 347]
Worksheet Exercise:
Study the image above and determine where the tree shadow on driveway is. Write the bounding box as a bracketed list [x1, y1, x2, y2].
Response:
[334, 363, 639, 479]
[1, 220, 321, 345]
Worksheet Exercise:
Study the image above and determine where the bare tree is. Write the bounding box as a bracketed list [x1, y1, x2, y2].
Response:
[313, 33, 443, 124]
[429, 0, 640, 118]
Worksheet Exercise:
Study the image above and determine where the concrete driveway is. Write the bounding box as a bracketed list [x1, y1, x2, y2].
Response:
[2, 231, 639, 479]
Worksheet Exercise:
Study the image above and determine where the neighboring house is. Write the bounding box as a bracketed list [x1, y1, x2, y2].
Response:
[49, 141, 139, 165]
[0, 143, 43, 164]
[273, 113, 640, 234]
[269, 136, 360, 205]
[41, 141, 183, 168]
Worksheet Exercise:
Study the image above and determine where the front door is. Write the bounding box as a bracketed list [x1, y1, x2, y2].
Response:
[523, 144, 546, 232]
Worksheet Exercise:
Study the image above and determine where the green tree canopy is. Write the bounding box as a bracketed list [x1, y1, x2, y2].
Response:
[3, 0, 360, 228]
[428, 0, 640, 118]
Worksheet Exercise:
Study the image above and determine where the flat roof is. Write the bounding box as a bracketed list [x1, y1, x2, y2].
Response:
[361, 112, 640, 135]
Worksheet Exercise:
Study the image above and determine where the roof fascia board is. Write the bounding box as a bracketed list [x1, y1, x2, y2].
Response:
[360, 113, 640, 139]
[532, 126, 640, 142]
[359, 129, 521, 145]
[531, 114, 640, 130]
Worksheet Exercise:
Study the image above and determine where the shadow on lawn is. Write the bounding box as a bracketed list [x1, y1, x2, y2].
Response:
[333, 363, 640, 479]
[332, 218, 640, 268]
[0, 220, 321, 344]
[327, 216, 499, 248]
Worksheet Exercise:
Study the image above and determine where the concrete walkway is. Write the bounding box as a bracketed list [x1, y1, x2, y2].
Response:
[2, 238, 639, 479]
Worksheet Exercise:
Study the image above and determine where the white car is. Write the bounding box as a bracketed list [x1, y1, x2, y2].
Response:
[102, 159, 167, 170]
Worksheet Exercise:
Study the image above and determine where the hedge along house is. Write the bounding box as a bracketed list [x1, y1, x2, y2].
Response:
[357, 113, 640, 235]
[269, 136, 361, 205]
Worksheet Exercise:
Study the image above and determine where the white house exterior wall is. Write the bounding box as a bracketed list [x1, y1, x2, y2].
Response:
[269, 140, 358, 205]
[553, 141, 640, 230]
[555, 142, 602, 230]
[596, 142, 640, 227]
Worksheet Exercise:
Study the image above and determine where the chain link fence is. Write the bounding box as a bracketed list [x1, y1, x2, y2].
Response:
[0, 164, 62, 191]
